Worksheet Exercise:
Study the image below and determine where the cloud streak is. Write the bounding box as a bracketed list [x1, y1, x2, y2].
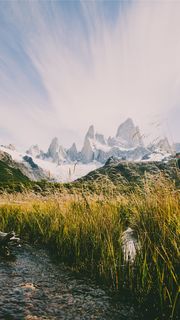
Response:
[0, 0, 179, 150]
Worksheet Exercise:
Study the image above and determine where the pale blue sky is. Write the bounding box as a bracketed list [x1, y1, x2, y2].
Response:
[0, 0, 179, 150]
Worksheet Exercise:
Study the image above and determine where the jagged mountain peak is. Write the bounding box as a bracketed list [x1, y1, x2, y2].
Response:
[25, 118, 175, 167]
[70, 142, 77, 151]
[116, 118, 135, 137]
[95, 133, 106, 145]
[67, 143, 78, 162]
[26, 144, 41, 158]
[47, 137, 59, 156]
[50, 137, 59, 146]
[115, 118, 143, 148]
[156, 137, 172, 153]
[46, 137, 67, 163]
[116, 118, 136, 138]
[85, 125, 95, 139]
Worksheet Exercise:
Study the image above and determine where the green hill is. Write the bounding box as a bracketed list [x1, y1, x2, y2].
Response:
[0, 150, 179, 194]
[73, 158, 180, 193]
[0, 151, 30, 191]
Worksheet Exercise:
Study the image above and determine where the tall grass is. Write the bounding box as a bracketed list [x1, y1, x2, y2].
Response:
[0, 176, 179, 319]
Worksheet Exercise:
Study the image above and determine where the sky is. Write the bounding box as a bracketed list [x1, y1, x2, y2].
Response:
[0, 0, 180, 151]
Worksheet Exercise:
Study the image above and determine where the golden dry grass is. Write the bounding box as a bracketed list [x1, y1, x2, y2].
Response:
[0, 176, 179, 319]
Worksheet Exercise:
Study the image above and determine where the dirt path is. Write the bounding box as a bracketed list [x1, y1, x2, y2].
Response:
[0, 245, 138, 320]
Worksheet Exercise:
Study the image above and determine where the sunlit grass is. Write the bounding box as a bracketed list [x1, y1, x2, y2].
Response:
[0, 176, 179, 319]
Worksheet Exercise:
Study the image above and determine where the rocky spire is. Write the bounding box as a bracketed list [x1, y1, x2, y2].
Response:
[156, 137, 172, 153]
[81, 126, 95, 163]
[26, 144, 41, 158]
[47, 137, 59, 159]
[95, 133, 106, 145]
[85, 125, 95, 140]
[67, 143, 78, 161]
[47, 137, 67, 164]
[116, 118, 144, 148]
[81, 137, 94, 163]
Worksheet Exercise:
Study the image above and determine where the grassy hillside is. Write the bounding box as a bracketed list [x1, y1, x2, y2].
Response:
[72, 159, 180, 195]
[0, 156, 30, 191]
[0, 151, 61, 193]
[0, 153, 179, 196]
[77, 158, 179, 185]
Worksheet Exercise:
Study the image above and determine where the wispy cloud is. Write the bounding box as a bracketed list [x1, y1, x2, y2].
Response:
[0, 0, 179, 150]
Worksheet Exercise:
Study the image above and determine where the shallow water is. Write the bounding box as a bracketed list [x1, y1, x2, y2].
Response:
[0, 245, 138, 320]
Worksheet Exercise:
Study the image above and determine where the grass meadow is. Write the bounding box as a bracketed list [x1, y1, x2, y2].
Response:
[0, 175, 179, 319]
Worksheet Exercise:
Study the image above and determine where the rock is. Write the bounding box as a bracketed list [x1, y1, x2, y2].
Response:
[0, 231, 20, 247]
[121, 227, 140, 263]
[23, 156, 39, 169]
[20, 283, 36, 290]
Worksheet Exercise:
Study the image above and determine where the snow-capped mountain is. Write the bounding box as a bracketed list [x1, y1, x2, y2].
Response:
[1, 118, 178, 182]
[67, 143, 78, 162]
[26, 144, 43, 158]
[0, 144, 100, 183]
[29, 118, 150, 165]
[79, 118, 148, 163]
[114, 118, 144, 148]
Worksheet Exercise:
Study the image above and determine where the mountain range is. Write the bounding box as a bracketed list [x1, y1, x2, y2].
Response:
[0, 118, 178, 182]
[26, 118, 174, 164]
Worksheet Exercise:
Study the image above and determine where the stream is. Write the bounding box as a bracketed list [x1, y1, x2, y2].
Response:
[0, 245, 138, 320]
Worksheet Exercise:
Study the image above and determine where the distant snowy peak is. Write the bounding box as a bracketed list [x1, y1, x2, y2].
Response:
[1, 144, 16, 152]
[156, 138, 172, 154]
[116, 118, 134, 137]
[67, 143, 78, 162]
[46, 137, 67, 164]
[80, 121, 147, 164]
[148, 137, 173, 154]
[85, 125, 95, 139]
[26, 144, 42, 158]
[95, 133, 106, 145]
[47, 137, 59, 159]
[115, 118, 144, 148]
[81, 126, 110, 163]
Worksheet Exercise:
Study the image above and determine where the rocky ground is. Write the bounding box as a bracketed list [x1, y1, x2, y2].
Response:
[0, 245, 138, 320]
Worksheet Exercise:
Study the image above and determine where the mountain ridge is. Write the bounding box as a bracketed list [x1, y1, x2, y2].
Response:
[26, 118, 175, 165]
[0, 118, 179, 183]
